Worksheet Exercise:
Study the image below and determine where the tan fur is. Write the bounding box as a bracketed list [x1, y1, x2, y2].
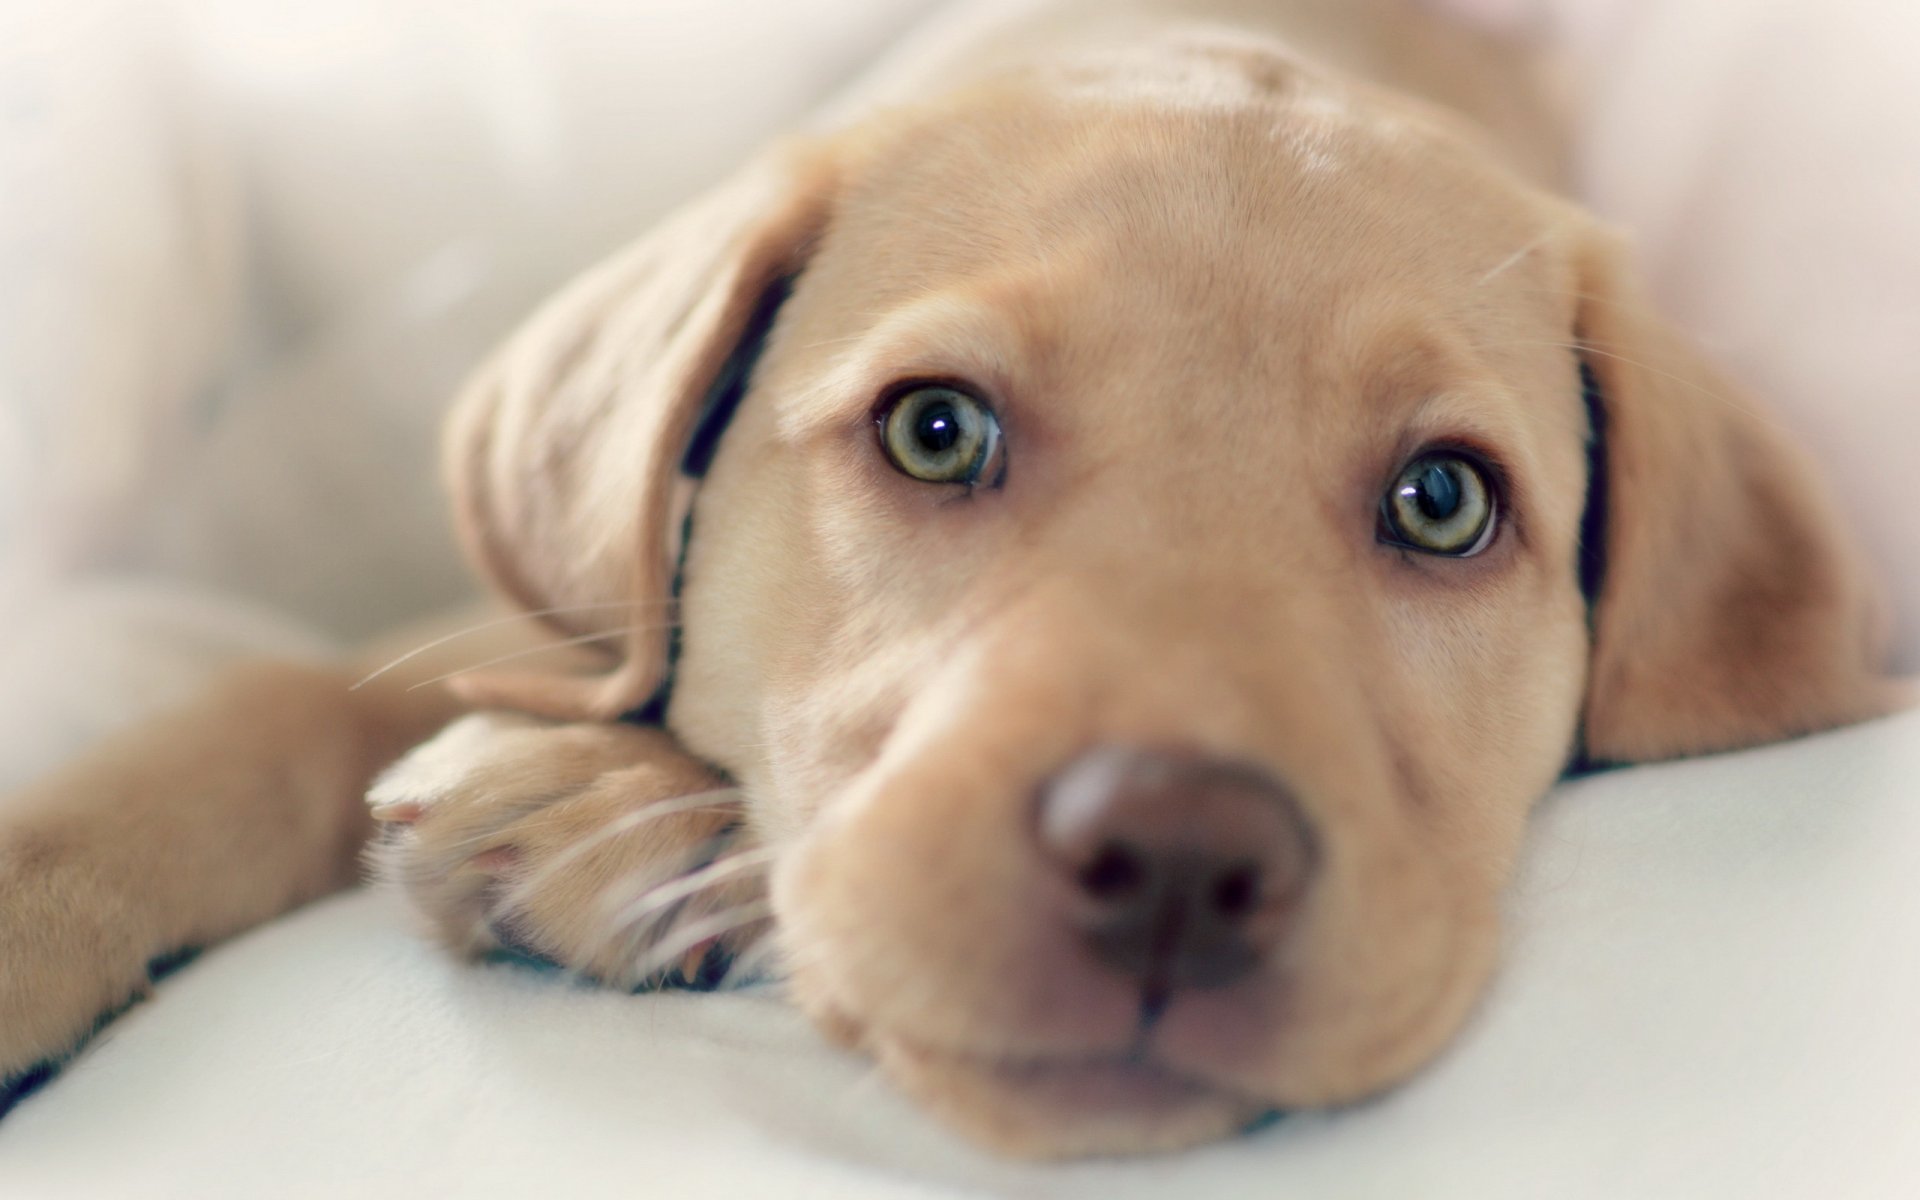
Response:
[366, 714, 759, 984]
[1570, 236, 1903, 761]
[0, 0, 1905, 1158]
[0, 660, 455, 1082]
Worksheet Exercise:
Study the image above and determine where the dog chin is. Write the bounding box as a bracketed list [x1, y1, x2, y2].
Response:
[871, 1035, 1270, 1159]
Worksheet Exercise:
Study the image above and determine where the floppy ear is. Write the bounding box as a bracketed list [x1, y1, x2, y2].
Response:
[1575, 230, 1901, 763]
[443, 146, 835, 721]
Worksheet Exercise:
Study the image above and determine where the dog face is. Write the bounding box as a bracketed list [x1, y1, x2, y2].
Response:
[443, 53, 1895, 1157]
[682, 97, 1598, 1153]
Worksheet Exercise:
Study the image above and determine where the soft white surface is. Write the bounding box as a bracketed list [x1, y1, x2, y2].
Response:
[1566, 0, 1920, 667]
[2, 0, 1919, 1193]
[0, 0, 1916, 657]
[1, 706, 1916, 1198]
[0, 0, 944, 639]
[0, 579, 335, 793]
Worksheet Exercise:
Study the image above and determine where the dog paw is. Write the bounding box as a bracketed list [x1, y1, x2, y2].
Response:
[0, 829, 159, 1101]
[368, 714, 765, 987]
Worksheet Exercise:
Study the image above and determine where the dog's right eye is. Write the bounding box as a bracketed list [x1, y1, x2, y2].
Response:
[1379, 450, 1498, 556]
[877, 385, 1004, 486]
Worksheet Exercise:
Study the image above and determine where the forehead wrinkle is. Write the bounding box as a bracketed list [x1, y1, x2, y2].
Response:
[771, 281, 1049, 445]
[1356, 310, 1526, 422]
[1400, 388, 1532, 461]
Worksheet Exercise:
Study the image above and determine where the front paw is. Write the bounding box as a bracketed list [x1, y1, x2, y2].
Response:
[0, 830, 158, 1107]
[368, 714, 765, 987]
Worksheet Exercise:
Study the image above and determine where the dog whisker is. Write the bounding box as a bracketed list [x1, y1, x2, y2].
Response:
[349, 602, 657, 690]
[1467, 338, 1791, 435]
[444, 790, 743, 959]
[1572, 344, 1788, 432]
[565, 846, 776, 989]
[1497, 284, 1705, 324]
[403, 624, 673, 692]
[1475, 222, 1563, 286]
[488, 789, 746, 916]
[626, 901, 776, 986]
[712, 937, 787, 991]
[601, 845, 777, 934]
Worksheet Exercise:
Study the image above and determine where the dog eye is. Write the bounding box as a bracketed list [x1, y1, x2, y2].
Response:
[1380, 451, 1497, 556]
[877, 385, 1004, 485]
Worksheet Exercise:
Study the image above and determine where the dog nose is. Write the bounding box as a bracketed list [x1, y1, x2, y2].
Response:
[1037, 746, 1315, 993]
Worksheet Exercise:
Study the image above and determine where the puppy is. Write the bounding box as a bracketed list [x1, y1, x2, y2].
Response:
[0, 0, 1905, 1159]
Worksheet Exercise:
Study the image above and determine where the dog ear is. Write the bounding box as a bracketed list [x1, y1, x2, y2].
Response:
[1575, 230, 1900, 763]
[442, 147, 835, 721]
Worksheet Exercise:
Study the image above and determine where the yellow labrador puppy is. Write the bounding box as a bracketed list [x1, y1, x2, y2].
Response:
[1, 0, 1906, 1158]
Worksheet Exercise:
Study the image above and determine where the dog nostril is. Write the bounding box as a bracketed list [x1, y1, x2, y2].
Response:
[1078, 841, 1148, 902]
[1037, 746, 1316, 993]
[1210, 863, 1262, 921]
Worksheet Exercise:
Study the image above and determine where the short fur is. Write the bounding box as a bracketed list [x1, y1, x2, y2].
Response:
[1, 0, 1905, 1158]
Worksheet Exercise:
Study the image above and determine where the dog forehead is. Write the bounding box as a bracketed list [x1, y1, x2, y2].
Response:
[804, 105, 1564, 430]
[832, 76, 1538, 289]
[804, 106, 1565, 408]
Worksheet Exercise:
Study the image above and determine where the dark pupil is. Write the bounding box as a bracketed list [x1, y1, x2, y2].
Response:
[914, 401, 961, 455]
[1414, 463, 1461, 521]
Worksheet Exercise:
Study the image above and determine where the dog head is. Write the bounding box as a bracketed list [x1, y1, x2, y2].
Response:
[442, 41, 1898, 1157]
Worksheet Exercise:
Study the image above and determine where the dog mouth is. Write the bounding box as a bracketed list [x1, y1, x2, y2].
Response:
[953, 1053, 1207, 1110]
[871, 1032, 1274, 1157]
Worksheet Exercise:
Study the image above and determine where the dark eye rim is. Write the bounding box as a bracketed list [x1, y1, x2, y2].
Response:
[1376, 445, 1503, 557]
[872, 378, 1007, 488]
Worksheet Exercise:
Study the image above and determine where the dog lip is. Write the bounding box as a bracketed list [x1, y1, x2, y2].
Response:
[886, 1032, 1267, 1115]
[979, 1054, 1216, 1113]
[872, 1027, 1284, 1155]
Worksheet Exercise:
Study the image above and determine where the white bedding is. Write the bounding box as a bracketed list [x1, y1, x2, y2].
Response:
[1, 699, 1915, 1198]
[2, 0, 1918, 1194]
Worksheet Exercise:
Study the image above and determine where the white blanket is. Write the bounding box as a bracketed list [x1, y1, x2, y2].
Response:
[3, 0, 1917, 660]
[1, 704, 1915, 1198]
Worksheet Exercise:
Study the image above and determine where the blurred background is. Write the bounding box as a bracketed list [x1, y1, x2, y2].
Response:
[1, 0, 1916, 787]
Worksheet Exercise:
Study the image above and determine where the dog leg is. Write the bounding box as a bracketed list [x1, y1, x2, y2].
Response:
[369, 715, 765, 989]
[0, 661, 458, 1100]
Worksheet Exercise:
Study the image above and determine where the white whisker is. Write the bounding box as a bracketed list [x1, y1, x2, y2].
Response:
[350, 602, 655, 690]
[629, 901, 775, 984]
[1470, 337, 1788, 433]
[404, 625, 662, 692]
[714, 937, 786, 990]
[1477, 223, 1561, 286]
[491, 789, 743, 915]
[603, 846, 777, 933]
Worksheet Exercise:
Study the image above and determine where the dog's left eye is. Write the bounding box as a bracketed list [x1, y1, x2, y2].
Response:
[877, 385, 1004, 485]
[1380, 451, 1497, 556]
